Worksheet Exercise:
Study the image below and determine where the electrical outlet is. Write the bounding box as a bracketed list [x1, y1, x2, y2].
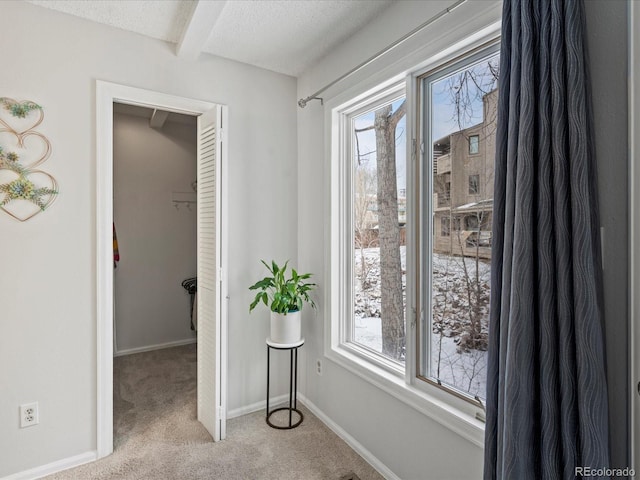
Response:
[20, 402, 39, 428]
[316, 359, 322, 376]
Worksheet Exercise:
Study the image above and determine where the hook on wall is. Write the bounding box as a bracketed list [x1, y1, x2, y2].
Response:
[172, 200, 195, 210]
[171, 191, 196, 211]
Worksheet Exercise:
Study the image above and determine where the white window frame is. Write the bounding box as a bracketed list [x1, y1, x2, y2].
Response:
[417, 43, 500, 406]
[324, 6, 501, 448]
[337, 81, 407, 376]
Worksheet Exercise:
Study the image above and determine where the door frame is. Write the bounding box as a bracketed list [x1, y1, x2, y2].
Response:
[96, 81, 228, 458]
[631, 0, 639, 471]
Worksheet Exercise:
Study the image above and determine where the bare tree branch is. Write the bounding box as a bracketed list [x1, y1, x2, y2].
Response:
[389, 100, 406, 129]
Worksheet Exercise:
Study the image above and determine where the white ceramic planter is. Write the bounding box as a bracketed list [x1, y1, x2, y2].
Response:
[270, 310, 301, 345]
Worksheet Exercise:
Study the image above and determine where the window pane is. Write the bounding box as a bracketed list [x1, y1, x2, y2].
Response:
[426, 50, 499, 401]
[441, 217, 450, 237]
[469, 174, 480, 194]
[353, 96, 407, 365]
[469, 134, 480, 154]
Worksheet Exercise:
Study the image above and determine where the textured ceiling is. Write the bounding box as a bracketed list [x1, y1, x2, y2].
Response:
[202, 0, 394, 76]
[27, 0, 195, 43]
[25, 0, 393, 77]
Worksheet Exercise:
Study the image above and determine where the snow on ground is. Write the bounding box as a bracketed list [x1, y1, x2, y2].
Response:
[354, 315, 487, 399]
[354, 246, 489, 400]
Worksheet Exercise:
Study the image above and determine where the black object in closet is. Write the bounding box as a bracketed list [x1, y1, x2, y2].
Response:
[181, 277, 197, 331]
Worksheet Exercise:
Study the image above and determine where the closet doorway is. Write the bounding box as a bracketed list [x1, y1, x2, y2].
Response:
[112, 103, 198, 355]
[96, 82, 228, 459]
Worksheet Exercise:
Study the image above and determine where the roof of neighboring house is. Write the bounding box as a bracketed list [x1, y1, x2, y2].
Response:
[453, 199, 494, 212]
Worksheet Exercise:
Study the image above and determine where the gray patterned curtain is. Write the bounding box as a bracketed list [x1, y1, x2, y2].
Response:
[483, 1, 610, 479]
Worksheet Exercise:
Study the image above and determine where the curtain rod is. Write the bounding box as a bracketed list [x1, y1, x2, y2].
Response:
[297, 0, 467, 108]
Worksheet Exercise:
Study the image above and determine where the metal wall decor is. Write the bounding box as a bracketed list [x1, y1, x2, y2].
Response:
[0, 98, 58, 222]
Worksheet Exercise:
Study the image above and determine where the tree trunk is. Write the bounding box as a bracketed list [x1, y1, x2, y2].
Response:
[374, 103, 405, 360]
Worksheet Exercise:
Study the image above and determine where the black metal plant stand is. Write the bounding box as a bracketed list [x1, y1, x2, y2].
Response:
[266, 338, 304, 429]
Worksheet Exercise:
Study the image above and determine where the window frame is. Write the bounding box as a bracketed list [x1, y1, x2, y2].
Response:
[325, 17, 501, 448]
[441, 216, 451, 237]
[416, 41, 500, 406]
[333, 81, 408, 377]
[469, 174, 480, 194]
[468, 134, 480, 155]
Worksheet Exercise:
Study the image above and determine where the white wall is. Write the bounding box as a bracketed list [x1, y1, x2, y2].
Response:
[113, 113, 197, 353]
[297, 0, 631, 478]
[0, 1, 297, 476]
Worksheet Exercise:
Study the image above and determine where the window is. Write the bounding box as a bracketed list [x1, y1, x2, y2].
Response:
[345, 84, 407, 368]
[441, 217, 450, 236]
[420, 46, 499, 402]
[469, 174, 480, 194]
[330, 38, 499, 431]
[466, 213, 487, 230]
[469, 134, 480, 154]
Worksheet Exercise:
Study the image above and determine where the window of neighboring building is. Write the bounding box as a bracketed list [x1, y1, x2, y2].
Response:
[465, 213, 480, 230]
[469, 174, 480, 194]
[469, 134, 480, 154]
[441, 217, 450, 236]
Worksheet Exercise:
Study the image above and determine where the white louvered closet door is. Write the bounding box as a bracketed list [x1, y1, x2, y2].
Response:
[197, 106, 224, 441]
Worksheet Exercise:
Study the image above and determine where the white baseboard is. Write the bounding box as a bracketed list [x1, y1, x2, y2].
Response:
[114, 337, 197, 357]
[298, 394, 400, 480]
[1, 450, 97, 480]
[3, 393, 394, 480]
[227, 394, 289, 419]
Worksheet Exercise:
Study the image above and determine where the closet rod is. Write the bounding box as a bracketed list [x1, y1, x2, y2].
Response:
[297, 0, 467, 108]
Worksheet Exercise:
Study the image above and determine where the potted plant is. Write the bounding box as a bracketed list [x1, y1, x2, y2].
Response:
[249, 260, 316, 344]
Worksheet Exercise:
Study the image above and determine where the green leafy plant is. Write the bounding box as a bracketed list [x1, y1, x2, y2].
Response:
[0, 97, 42, 118]
[0, 175, 57, 210]
[249, 260, 316, 314]
[0, 98, 42, 118]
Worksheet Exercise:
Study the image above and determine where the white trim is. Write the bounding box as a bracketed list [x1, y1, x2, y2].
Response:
[114, 338, 197, 357]
[227, 394, 290, 419]
[96, 80, 228, 459]
[1, 451, 97, 480]
[298, 394, 400, 480]
[96, 80, 114, 459]
[219, 106, 229, 440]
[324, 346, 484, 447]
[318, 6, 501, 113]
[630, 0, 639, 471]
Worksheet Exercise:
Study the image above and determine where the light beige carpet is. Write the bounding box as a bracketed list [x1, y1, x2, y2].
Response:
[45, 344, 383, 480]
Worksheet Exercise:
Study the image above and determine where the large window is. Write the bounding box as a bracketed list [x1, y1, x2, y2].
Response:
[420, 46, 499, 402]
[349, 87, 407, 368]
[330, 42, 499, 424]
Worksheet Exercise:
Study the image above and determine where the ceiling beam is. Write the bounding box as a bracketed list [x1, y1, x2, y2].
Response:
[149, 109, 170, 129]
[176, 0, 227, 61]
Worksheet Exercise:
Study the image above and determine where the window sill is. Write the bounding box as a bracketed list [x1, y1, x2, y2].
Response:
[325, 344, 486, 448]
